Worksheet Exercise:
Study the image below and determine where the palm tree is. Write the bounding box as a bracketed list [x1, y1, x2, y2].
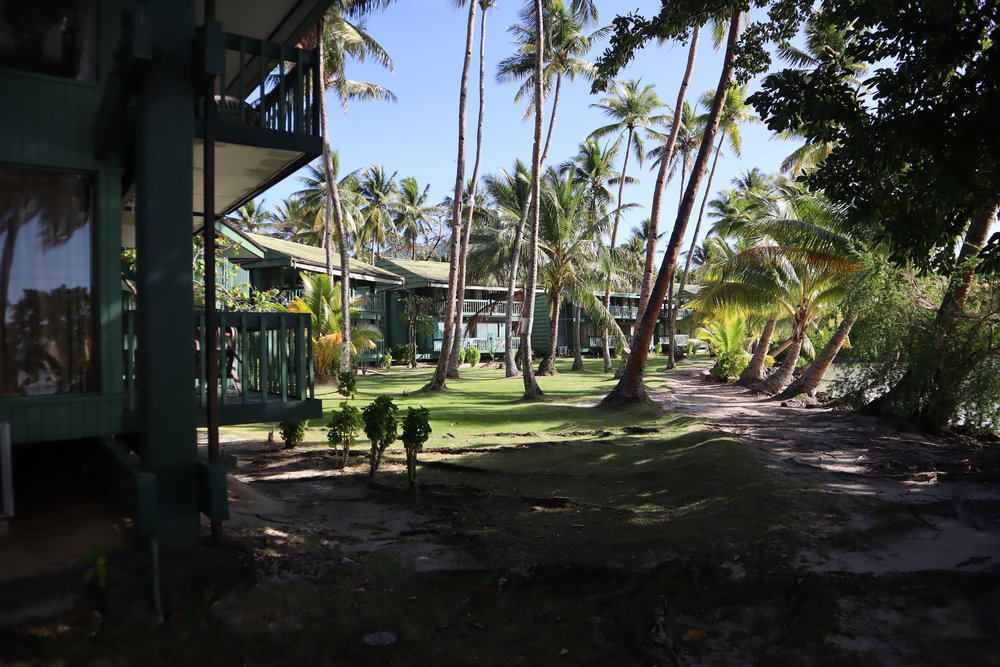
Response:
[495, 0, 601, 379]
[275, 272, 382, 376]
[355, 165, 398, 261]
[448, 0, 497, 380]
[233, 198, 271, 233]
[294, 160, 363, 248]
[588, 78, 669, 372]
[423, 0, 479, 392]
[604, 11, 744, 405]
[267, 197, 312, 240]
[638, 26, 701, 328]
[393, 176, 438, 259]
[312, 0, 396, 373]
[693, 192, 860, 395]
[535, 169, 611, 375]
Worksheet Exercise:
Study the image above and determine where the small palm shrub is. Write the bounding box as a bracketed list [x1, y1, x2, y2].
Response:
[328, 402, 361, 467]
[711, 351, 752, 382]
[362, 396, 398, 477]
[401, 407, 432, 491]
[464, 346, 481, 366]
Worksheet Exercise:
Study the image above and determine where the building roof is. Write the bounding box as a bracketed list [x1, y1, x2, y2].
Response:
[238, 232, 403, 284]
[375, 257, 505, 290]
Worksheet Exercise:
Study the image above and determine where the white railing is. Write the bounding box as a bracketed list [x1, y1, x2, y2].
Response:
[436, 299, 523, 317]
[433, 337, 519, 353]
[609, 305, 638, 319]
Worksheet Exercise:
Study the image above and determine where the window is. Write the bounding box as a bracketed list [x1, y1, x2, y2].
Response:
[0, 167, 95, 397]
[0, 0, 99, 82]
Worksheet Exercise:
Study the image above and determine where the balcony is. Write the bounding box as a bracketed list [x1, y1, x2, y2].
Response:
[435, 299, 523, 318]
[191, 27, 323, 219]
[122, 310, 321, 427]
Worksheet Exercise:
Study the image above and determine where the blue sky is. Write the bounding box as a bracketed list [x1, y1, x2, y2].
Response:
[262, 0, 798, 255]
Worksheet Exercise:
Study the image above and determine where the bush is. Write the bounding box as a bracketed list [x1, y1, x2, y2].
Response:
[362, 396, 398, 477]
[464, 346, 481, 366]
[327, 402, 362, 467]
[278, 420, 306, 449]
[380, 351, 393, 369]
[337, 371, 357, 398]
[613, 338, 625, 359]
[388, 343, 413, 364]
[401, 406, 432, 491]
[764, 354, 776, 368]
[711, 351, 751, 382]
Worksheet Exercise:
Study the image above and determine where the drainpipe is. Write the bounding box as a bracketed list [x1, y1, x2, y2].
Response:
[203, 0, 222, 542]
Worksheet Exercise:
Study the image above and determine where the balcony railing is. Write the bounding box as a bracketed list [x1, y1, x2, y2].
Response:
[196, 30, 320, 139]
[434, 337, 518, 353]
[123, 310, 315, 410]
[277, 288, 384, 313]
[436, 299, 523, 318]
[609, 305, 639, 319]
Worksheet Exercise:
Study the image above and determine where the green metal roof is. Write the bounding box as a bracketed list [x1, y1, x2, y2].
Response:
[375, 257, 505, 289]
[243, 233, 402, 283]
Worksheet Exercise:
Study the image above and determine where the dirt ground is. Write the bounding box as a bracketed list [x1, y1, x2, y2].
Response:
[201, 360, 1000, 665]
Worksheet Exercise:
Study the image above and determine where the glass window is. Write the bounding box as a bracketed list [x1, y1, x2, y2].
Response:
[0, 0, 99, 82]
[0, 167, 96, 397]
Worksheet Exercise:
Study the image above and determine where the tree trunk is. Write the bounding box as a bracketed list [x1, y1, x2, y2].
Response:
[448, 4, 489, 380]
[601, 127, 635, 373]
[637, 27, 699, 322]
[602, 12, 742, 406]
[538, 285, 562, 375]
[770, 337, 793, 357]
[504, 71, 563, 377]
[865, 202, 998, 428]
[737, 316, 777, 387]
[423, 0, 476, 392]
[409, 324, 417, 368]
[317, 27, 352, 374]
[775, 314, 856, 399]
[571, 304, 584, 370]
[664, 155, 690, 370]
[755, 328, 804, 395]
[520, 0, 545, 399]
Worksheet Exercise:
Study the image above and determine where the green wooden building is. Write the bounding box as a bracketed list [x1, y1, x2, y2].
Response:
[0, 0, 335, 552]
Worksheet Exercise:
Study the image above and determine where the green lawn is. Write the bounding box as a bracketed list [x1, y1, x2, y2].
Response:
[224, 356, 681, 446]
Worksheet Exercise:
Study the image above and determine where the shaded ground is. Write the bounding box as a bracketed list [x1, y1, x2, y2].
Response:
[2, 359, 999, 665]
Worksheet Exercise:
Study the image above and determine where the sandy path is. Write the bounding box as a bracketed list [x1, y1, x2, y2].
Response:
[648, 361, 1000, 574]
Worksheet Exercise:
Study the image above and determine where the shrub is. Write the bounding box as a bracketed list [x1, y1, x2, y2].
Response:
[613, 338, 625, 359]
[763, 354, 776, 369]
[711, 351, 751, 382]
[328, 402, 362, 467]
[400, 406, 432, 491]
[362, 396, 398, 477]
[464, 346, 481, 366]
[337, 371, 357, 398]
[381, 351, 393, 369]
[389, 343, 413, 364]
[278, 420, 306, 449]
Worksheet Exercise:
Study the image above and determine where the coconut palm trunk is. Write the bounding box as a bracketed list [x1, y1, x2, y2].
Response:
[448, 2, 490, 378]
[423, 0, 476, 392]
[775, 314, 856, 399]
[755, 327, 804, 395]
[664, 153, 690, 369]
[520, 0, 545, 399]
[737, 316, 777, 386]
[637, 27, 699, 322]
[601, 126, 634, 373]
[504, 67, 564, 377]
[316, 25, 353, 374]
[537, 285, 562, 375]
[602, 12, 742, 406]
[571, 304, 584, 370]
